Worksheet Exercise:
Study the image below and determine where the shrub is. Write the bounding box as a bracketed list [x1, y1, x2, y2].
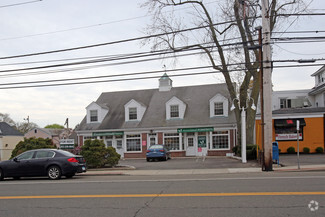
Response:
[303, 147, 310, 154]
[232, 146, 240, 156]
[287, 146, 295, 154]
[315, 147, 324, 154]
[106, 146, 121, 167]
[246, 144, 257, 160]
[11, 137, 56, 158]
[232, 144, 257, 159]
[80, 139, 121, 168]
[81, 139, 109, 168]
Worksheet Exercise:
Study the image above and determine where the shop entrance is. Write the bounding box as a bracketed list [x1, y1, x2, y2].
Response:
[105, 135, 124, 158]
[186, 135, 196, 156]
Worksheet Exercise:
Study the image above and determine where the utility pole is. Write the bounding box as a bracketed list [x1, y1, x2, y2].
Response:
[261, 0, 273, 171]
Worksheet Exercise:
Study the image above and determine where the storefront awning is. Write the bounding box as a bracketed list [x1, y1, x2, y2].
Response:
[92, 131, 124, 136]
[274, 118, 306, 128]
[177, 127, 214, 133]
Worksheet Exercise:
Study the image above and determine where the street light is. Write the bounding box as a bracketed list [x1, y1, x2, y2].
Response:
[231, 96, 256, 163]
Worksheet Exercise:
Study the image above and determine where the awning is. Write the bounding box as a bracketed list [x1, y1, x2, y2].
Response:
[274, 118, 306, 128]
[177, 127, 214, 133]
[92, 131, 124, 136]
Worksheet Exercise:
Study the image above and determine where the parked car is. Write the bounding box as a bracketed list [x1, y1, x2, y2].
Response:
[0, 149, 86, 180]
[146, 144, 171, 162]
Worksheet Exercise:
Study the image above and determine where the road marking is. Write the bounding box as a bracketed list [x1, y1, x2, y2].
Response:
[2, 175, 325, 185]
[1, 192, 325, 200]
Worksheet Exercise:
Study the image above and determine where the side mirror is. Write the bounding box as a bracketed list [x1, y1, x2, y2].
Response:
[13, 158, 19, 162]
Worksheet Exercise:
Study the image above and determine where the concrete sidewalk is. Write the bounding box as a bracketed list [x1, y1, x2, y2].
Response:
[80, 165, 325, 176]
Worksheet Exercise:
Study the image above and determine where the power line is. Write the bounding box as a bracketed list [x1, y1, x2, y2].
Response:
[0, 42, 249, 77]
[0, 0, 42, 8]
[1, 61, 324, 89]
[0, 0, 219, 42]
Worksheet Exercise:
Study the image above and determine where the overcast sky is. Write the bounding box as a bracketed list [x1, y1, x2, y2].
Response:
[0, 0, 324, 128]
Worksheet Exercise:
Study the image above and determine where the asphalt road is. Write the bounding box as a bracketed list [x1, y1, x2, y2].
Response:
[0, 172, 324, 217]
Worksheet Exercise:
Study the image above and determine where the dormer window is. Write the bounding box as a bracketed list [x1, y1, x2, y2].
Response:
[209, 94, 228, 117]
[125, 99, 146, 122]
[166, 97, 186, 120]
[170, 105, 179, 118]
[214, 102, 224, 115]
[129, 107, 137, 120]
[86, 102, 109, 124]
[90, 110, 98, 122]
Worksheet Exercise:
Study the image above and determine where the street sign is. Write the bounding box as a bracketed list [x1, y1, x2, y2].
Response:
[60, 139, 75, 150]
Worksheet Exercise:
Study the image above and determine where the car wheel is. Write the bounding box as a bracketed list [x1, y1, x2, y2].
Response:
[13, 177, 20, 180]
[47, 166, 62, 180]
[0, 168, 4, 181]
[163, 155, 168, 161]
[65, 173, 75, 179]
[146, 158, 150, 162]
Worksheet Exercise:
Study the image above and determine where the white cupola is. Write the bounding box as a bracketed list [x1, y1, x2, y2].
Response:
[159, 73, 173, 92]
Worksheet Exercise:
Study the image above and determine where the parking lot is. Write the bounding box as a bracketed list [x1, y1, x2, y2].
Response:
[117, 154, 325, 170]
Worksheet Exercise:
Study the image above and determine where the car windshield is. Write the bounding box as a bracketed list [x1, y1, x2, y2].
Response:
[149, 145, 163, 149]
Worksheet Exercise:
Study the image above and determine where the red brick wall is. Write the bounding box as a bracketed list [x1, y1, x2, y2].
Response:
[170, 151, 186, 157]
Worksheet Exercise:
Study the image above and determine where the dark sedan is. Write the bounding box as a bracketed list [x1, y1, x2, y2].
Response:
[146, 144, 171, 162]
[0, 149, 86, 180]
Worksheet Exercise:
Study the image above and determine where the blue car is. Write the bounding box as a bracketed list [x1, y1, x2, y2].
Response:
[146, 145, 171, 162]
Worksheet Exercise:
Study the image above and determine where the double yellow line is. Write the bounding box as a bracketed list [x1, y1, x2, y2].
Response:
[1, 192, 325, 200]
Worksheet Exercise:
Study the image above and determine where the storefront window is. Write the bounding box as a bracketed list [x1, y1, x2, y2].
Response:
[126, 134, 141, 152]
[212, 131, 229, 149]
[164, 133, 180, 150]
[274, 119, 305, 141]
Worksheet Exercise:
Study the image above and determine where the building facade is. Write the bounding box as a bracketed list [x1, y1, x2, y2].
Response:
[25, 128, 66, 148]
[0, 122, 24, 161]
[76, 75, 237, 158]
[256, 65, 325, 153]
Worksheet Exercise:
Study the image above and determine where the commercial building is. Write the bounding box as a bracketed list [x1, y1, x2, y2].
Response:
[256, 65, 325, 153]
[76, 74, 237, 158]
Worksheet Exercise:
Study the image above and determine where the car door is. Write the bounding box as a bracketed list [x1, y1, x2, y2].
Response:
[31, 150, 55, 176]
[11, 151, 35, 177]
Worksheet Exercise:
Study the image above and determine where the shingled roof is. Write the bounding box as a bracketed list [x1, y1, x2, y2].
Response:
[77, 83, 236, 132]
[0, 122, 23, 136]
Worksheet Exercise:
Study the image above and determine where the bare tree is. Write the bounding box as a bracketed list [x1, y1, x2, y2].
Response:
[142, 0, 306, 147]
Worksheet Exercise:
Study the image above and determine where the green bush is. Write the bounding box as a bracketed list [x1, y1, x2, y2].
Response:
[11, 137, 56, 158]
[287, 146, 295, 154]
[80, 139, 121, 168]
[232, 144, 257, 160]
[315, 147, 324, 154]
[303, 147, 310, 154]
[246, 144, 257, 160]
[232, 146, 240, 156]
[106, 146, 121, 167]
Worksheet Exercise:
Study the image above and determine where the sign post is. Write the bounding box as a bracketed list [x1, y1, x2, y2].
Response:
[297, 120, 300, 170]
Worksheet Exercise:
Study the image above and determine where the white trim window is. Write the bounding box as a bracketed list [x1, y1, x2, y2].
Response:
[170, 105, 179, 118]
[90, 110, 98, 122]
[124, 99, 146, 122]
[166, 96, 186, 120]
[126, 134, 141, 152]
[211, 131, 229, 150]
[84, 136, 97, 140]
[164, 133, 180, 150]
[209, 94, 228, 117]
[129, 107, 137, 120]
[214, 102, 224, 116]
